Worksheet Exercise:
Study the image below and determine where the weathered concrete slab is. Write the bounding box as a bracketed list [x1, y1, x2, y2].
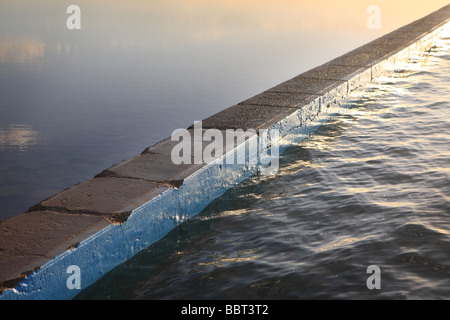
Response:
[285, 64, 369, 93]
[200, 104, 297, 130]
[364, 35, 417, 49]
[144, 128, 251, 156]
[239, 91, 318, 108]
[102, 132, 215, 185]
[296, 64, 366, 81]
[326, 49, 393, 68]
[97, 153, 202, 188]
[0, 211, 110, 293]
[353, 42, 406, 56]
[31, 178, 168, 224]
[148, 127, 259, 156]
[265, 77, 346, 95]
[401, 12, 450, 31]
[410, 19, 449, 31]
[389, 26, 429, 39]
[99, 127, 264, 186]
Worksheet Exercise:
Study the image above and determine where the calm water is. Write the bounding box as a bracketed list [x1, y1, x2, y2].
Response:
[0, 0, 448, 220]
[76, 33, 450, 300]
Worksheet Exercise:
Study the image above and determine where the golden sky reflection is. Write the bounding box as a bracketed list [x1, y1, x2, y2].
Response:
[73, 0, 450, 34]
[0, 37, 45, 64]
[0, 0, 449, 61]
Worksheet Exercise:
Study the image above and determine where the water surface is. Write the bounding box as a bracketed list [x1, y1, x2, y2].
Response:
[76, 32, 450, 300]
[1, 0, 448, 220]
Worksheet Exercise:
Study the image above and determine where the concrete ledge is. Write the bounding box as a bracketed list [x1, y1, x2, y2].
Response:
[201, 104, 298, 130]
[0, 211, 110, 293]
[29, 178, 168, 224]
[1, 4, 449, 300]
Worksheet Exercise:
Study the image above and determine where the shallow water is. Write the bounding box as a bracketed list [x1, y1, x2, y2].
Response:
[76, 33, 450, 300]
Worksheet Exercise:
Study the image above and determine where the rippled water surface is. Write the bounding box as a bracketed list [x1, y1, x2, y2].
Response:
[77, 33, 450, 300]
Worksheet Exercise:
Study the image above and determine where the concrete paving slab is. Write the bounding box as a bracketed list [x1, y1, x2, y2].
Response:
[0, 211, 110, 293]
[239, 91, 318, 107]
[200, 104, 297, 130]
[265, 77, 346, 95]
[354, 42, 406, 55]
[31, 178, 168, 223]
[97, 153, 203, 188]
[364, 35, 416, 48]
[296, 64, 366, 81]
[413, 17, 450, 30]
[103, 127, 264, 186]
[326, 49, 392, 67]
[146, 127, 256, 155]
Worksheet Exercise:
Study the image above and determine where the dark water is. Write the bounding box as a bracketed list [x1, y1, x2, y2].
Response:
[76, 34, 450, 300]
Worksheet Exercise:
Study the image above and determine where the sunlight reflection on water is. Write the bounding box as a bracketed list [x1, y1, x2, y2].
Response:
[0, 124, 39, 151]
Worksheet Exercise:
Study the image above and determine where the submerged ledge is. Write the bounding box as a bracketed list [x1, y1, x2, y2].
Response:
[1, 5, 449, 300]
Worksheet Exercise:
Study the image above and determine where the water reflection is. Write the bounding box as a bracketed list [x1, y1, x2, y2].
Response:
[0, 124, 39, 151]
[1, 0, 448, 65]
[0, 37, 45, 64]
